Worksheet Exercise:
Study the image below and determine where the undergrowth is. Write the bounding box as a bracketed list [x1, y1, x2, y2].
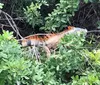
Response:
[0, 30, 100, 85]
[0, 1, 100, 85]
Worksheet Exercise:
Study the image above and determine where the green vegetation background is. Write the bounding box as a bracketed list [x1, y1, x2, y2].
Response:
[0, 0, 100, 85]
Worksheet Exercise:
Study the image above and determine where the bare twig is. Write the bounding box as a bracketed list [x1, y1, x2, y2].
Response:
[0, 10, 23, 39]
[0, 23, 11, 28]
[82, 5, 93, 23]
[87, 30, 100, 33]
[91, 4, 100, 21]
[0, 17, 25, 21]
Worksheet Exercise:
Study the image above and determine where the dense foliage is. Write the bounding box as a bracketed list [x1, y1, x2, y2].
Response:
[0, 0, 100, 85]
[24, 0, 80, 31]
[23, 0, 100, 32]
[0, 30, 100, 85]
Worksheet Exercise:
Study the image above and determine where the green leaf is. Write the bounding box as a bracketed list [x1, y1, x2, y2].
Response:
[56, 65, 59, 71]
[84, 0, 89, 3]
[0, 3, 4, 9]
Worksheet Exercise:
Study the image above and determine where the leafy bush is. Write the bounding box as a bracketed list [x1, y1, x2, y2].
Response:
[24, 2, 44, 28]
[0, 30, 66, 85]
[0, 31, 28, 85]
[84, 49, 100, 71]
[42, 0, 80, 31]
[1, 0, 100, 84]
[69, 45, 100, 85]
[44, 32, 100, 85]
[40, 32, 87, 84]
[24, 0, 48, 28]
[71, 71, 100, 85]
[1, 29, 100, 85]
[24, 0, 80, 31]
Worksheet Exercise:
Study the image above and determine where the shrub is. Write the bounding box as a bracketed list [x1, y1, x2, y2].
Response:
[1, 30, 100, 85]
[24, 0, 80, 31]
[42, 0, 80, 31]
[0, 30, 66, 85]
[42, 32, 87, 83]
[71, 71, 100, 85]
[24, 2, 48, 28]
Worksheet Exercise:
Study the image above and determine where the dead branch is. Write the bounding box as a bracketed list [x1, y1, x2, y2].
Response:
[0, 10, 23, 39]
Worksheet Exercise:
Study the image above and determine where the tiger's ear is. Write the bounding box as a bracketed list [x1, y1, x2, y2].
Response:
[68, 26, 74, 30]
